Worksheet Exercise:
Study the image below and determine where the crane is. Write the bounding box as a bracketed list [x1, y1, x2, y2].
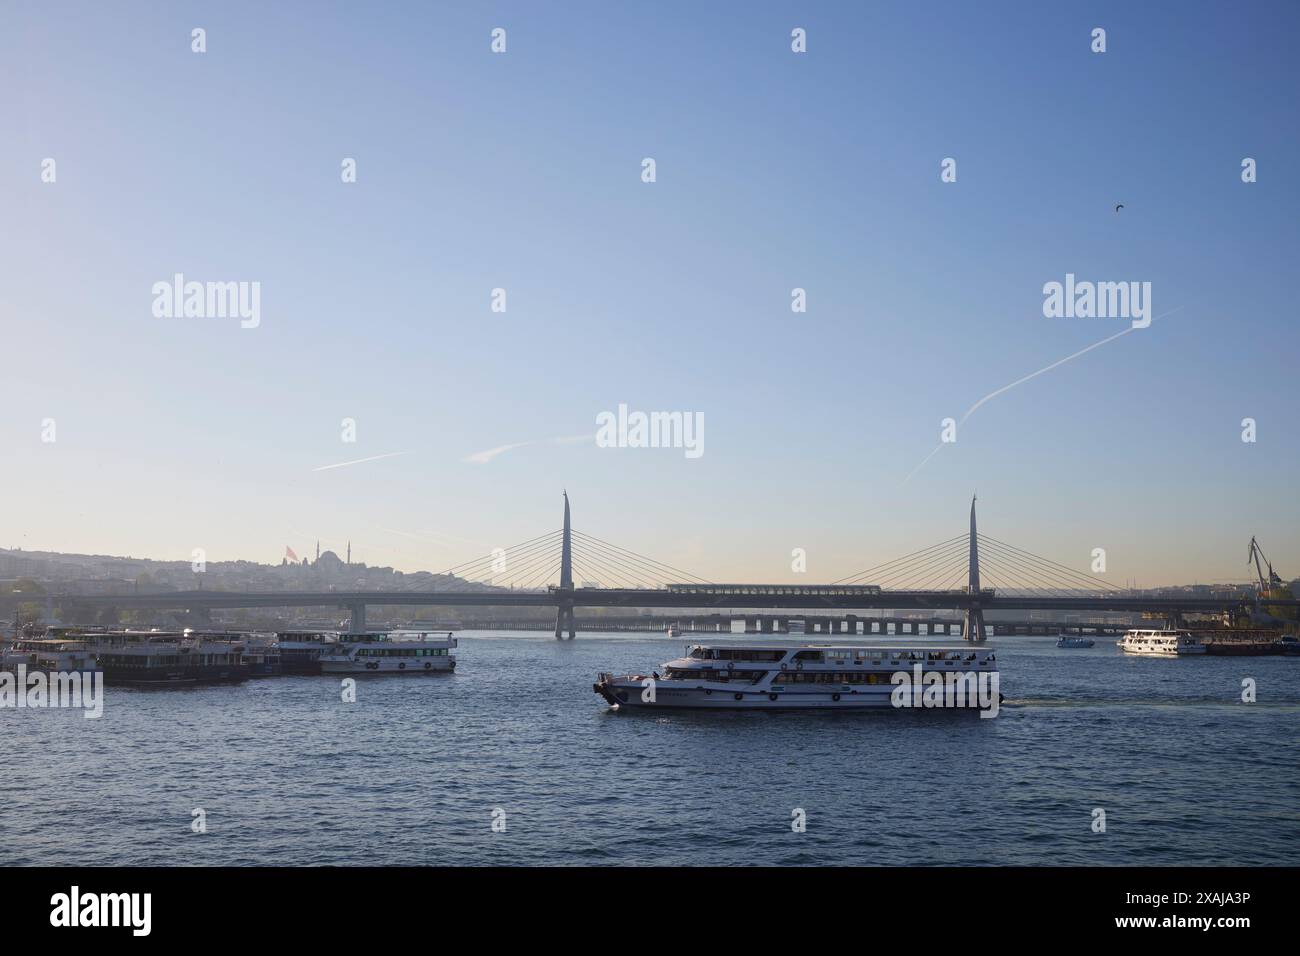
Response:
[1247, 536, 1283, 595]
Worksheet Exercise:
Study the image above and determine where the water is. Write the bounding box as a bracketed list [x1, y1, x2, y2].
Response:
[3, 633, 1297, 866]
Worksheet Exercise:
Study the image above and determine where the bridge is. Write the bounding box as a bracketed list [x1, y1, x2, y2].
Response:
[27, 494, 1290, 639]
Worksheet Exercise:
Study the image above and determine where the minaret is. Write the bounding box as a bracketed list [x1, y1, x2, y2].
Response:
[315, 540, 320, 562]
[346, 541, 351, 566]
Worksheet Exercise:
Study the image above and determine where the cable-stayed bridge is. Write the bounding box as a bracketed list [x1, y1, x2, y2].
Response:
[34, 494, 1293, 640]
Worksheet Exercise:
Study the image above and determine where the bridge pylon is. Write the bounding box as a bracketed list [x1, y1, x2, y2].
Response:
[554, 491, 576, 639]
[963, 495, 987, 642]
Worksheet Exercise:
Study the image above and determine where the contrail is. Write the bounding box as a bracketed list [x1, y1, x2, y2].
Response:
[464, 433, 592, 465]
[312, 451, 411, 472]
[464, 440, 534, 465]
[903, 307, 1183, 484]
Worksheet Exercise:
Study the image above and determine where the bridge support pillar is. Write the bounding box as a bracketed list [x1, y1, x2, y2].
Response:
[846, 614, 858, 635]
[761, 617, 774, 634]
[348, 603, 366, 633]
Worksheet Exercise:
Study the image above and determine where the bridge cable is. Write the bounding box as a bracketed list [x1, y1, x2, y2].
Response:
[832, 534, 967, 586]
[441, 529, 563, 578]
[567, 540, 663, 588]
[568, 538, 671, 588]
[571, 530, 711, 586]
[570, 530, 710, 586]
[977, 535, 1115, 593]
[978, 533, 1116, 591]
[568, 543, 649, 588]
[869, 538, 971, 589]
[975, 546, 1077, 594]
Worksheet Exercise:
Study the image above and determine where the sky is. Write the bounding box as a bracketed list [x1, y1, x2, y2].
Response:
[1, 0, 1298, 588]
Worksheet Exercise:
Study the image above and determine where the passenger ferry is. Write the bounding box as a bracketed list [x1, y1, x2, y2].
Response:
[594, 643, 999, 711]
[91, 631, 253, 686]
[1, 637, 100, 674]
[275, 630, 339, 674]
[1117, 629, 1206, 656]
[319, 630, 457, 674]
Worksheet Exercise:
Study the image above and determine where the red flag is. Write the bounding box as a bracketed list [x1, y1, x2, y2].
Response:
[285, 545, 299, 562]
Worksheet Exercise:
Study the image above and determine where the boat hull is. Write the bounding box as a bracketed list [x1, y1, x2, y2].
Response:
[280, 659, 324, 675]
[320, 659, 455, 675]
[100, 664, 253, 686]
[1118, 646, 1206, 656]
[594, 678, 997, 711]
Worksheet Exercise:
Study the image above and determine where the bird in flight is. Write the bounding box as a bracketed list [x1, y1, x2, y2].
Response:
[1114, 202, 1124, 212]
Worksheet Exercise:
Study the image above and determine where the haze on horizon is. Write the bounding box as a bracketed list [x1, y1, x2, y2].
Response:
[2, 1, 1297, 590]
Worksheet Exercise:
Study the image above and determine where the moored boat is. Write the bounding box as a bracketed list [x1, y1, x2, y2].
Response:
[594, 642, 1000, 713]
[1202, 635, 1277, 656]
[91, 631, 253, 686]
[242, 640, 283, 676]
[319, 630, 457, 674]
[1, 637, 100, 675]
[275, 630, 339, 675]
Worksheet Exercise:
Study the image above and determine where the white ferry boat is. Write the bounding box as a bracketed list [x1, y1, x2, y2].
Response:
[1, 637, 100, 674]
[594, 643, 999, 711]
[1117, 629, 1206, 656]
[319, 630, 456, 674]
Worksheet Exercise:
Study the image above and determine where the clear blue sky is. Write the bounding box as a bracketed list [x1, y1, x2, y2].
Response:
[2, 1, 1297, 587]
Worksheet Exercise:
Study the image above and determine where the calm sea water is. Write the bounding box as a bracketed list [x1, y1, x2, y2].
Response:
[3, 633, 1297, 866]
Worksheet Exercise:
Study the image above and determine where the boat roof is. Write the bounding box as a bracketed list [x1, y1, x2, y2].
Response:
[82, 630, 185, 638]
[685, 642, 990, 652]
[10, 638, 91, 646]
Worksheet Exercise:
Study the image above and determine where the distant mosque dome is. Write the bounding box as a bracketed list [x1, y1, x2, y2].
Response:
[316, 550, 343, 565]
